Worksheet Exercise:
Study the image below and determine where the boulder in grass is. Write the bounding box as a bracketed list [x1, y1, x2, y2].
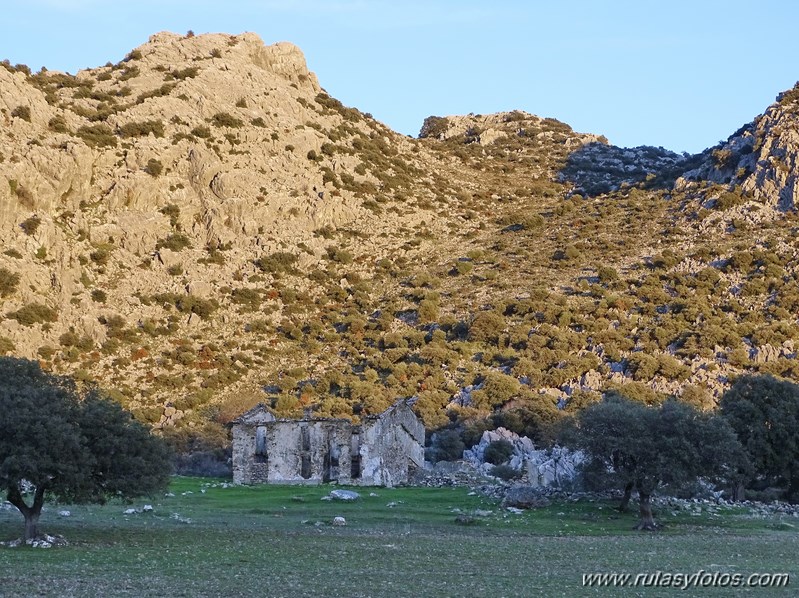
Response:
[332, 516, 347, 526]
[502, 485, 551, 510]
[329, 489, 360, 501]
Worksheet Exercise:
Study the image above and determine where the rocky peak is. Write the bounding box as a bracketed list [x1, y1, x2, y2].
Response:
[679, 82, 799, 210]
[137, 32, 319, 90]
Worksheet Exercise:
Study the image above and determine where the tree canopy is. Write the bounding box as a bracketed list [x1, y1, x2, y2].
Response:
[568, 393, 748, 530]
[719, 374, 799, 500]
[0, 357, 172, 541]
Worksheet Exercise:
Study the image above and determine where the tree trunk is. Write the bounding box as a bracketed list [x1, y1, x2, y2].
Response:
[24, 511, 41, 542]
[731, 482, 745, 502]
[618, 481, 634, 512]
[635, 490, 659, 531]
[7, 484, 46, 542]
[786, 473, 799, 501]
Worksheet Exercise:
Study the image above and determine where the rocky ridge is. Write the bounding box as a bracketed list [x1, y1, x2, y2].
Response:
[1, 33, 799, 445]
[679, 82, 799, 211]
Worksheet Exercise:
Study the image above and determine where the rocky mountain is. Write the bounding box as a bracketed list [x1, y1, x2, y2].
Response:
[1, 32, 798, 449]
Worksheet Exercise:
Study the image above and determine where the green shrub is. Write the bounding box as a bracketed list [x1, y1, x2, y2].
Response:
[191, 125, 212, 138]
[58, 331, 80, 347]
[472, 372, 522, 410]
[11, 105, 31, 122]
[144, 158, 163, 177]
[231, 288, 262, 311]
[152, 293, 219, 320]
[490, 464, 522, 480]
[468, 311, 506, 344]
[452, 260, 473, 275]
[210, 112, 243, 128]
[325, 246, 353, 264]
[714, 191, 746, 210]
[89, 244, 113, 265]
[48, 115, 69, 133]
[0, 268, 20, 297]
[156, 233, 192, 252]
[136, 83, 176, 105]
[597, 265, 619, 284]
[76, 124, 117, 148]
[484, 439, 515, 465]
[119, 65, 141, 81]
[119, 119, 165, 138]
[169, 66, 199, 80]
[496, 212, 544, 231]
[427, 429, 465, 462]
[91, 289, 107, 303]
[20, 215, 41, 236]
[254, 251, 298, 275]
[6, 303, 58, 326]
[160, 204, 180, 227]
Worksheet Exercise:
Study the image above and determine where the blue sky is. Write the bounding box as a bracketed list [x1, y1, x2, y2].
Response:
[3, 0, 798, 153]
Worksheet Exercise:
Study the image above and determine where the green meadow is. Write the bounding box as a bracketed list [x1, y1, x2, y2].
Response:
[1, 477, 797, 597]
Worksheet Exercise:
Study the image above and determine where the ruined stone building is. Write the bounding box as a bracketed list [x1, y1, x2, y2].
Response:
[231, 400, 425, 486]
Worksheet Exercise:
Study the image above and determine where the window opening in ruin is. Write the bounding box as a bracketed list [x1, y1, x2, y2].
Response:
[324, 444, 340, 483]
[350, 434, 361, 479]
[300, 425, 311, 479]
[301, 454, 312, 479]
[255, 426, 267, 464]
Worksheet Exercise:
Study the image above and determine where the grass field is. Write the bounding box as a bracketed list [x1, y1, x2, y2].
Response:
[1, 477, 797, 597]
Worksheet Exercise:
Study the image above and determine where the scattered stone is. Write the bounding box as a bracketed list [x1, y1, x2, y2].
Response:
[291, 496, 306, 502]
[332, 516, 347, 526]
[506, 507, 525, 514]
[123, 508, 137, 515]
[369, 492, 379, 497]
[57, 510, 71, 517]
[473, 509, 493, 517]
[328, 489, 360, 501]
[142, 504, 153, 512]
[2, 534, 68, 549]
[455, 515, 476, 525]
[164, 492, 175, 497]
[170, 513, 191, 524]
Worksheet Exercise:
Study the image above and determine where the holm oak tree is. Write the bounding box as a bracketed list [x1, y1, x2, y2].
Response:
[0, 358, 171, 542]
[720, 374, 799, 500]
[569, 393, 748, 530]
